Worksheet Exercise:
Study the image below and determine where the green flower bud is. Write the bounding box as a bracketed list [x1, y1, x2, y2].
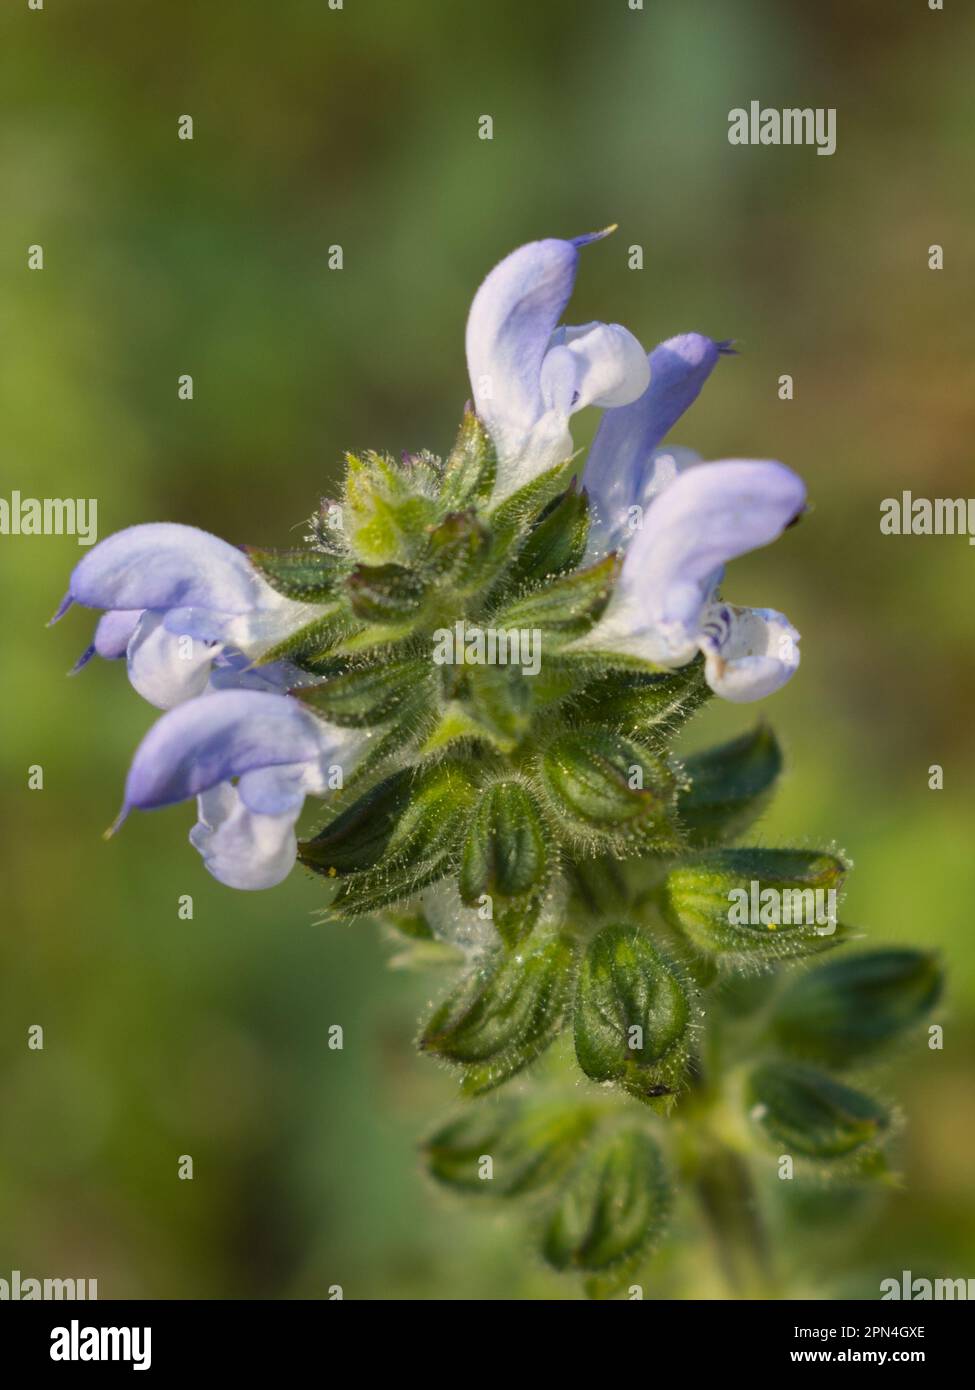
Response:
[539, 729, 678, 846]
[419, 932, 577, 1095]
[574, 924, 691, 1105]
[424, 508, 488, 580]
[462, 662, 533, 751]
[244, 545, 339, 602]
[344, 449, 436, 565]
[424, 1098, 597, 1197]
[542, 1128, 669, 1272]
[679, 724, 782, 846]
[571, 662, 711, 742]
[770, 949, 944, 1068]
[459, 780, 550, 920]
[298, 767, 415, 875]
[258, 606, 350, 668]
[748, 1061, 890, 1159]
[661, 848, 850, 962]
[299, 762, 477, 914]
[488, 459, 575, 544]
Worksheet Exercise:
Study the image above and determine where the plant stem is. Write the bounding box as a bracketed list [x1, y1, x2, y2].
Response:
[693, 1137, 775, 1299]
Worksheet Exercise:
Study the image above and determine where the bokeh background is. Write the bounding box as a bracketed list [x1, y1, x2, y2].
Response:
[2, 0, 974, 1299]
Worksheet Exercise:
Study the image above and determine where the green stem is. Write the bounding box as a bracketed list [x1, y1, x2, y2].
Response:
[693, 1137, 775, 1299]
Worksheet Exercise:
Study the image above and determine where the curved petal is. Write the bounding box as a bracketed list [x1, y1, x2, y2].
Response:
[582, 334, 728, 535]
[95, 609, 143, 659]
[465, 238, 580, 464]
[549, 322, 650, 410]
[70, 607, 145, 675]
[126, 610, 217, 709]
[69, 523, 271, 616]
[698, 604, 800, 702]
[641, 333, 730, 446]
[492, 321, 650, 503]
[123, 689, 338, 812]
[620, 458, 804, 641]
[190, 783, 298, 890]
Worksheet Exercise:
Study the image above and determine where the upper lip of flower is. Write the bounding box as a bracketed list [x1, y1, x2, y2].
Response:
[465, 232, 651, 499]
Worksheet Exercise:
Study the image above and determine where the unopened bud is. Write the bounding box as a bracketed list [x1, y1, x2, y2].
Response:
[345, 561, 427, 622]
[540, 729, 677, 845]
[419, 933, 576, 1095]
[542, 1128, 669, 1271]
[662, 848, 849, 961]
[574, 924, 691, 1105]
[424, 1098, 596, 1197]
[748, 1061, 890, 1159]
[678, 724, 782, 845]
[459, 780, 549, 912]
[770, 949, 944, 1067]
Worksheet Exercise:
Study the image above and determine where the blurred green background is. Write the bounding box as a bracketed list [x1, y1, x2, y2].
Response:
[2, 0, 974, 1299]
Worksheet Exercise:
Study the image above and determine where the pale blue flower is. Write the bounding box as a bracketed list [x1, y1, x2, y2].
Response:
[53, 523, 323, 708]
[118, 689, 362, 889]
[574, 460, 805, 703]
[465, 233, 650, 499]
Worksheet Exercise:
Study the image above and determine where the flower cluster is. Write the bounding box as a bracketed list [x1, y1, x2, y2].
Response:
[53, 232, 942, 1297]
[53, 232, 804, 890]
